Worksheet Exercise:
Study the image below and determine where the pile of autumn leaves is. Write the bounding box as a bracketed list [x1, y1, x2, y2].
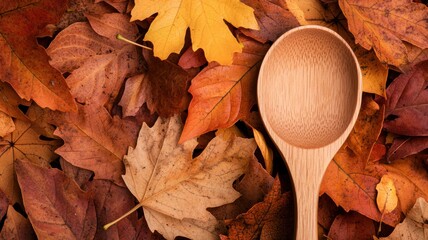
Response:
[0, 0, 427, 239]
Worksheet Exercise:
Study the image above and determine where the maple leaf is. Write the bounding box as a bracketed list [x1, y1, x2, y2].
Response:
[50, 104, 139, 186]
[180, 35, 269, 142]
[130, 0, 259, 65]
[117, 116, 256, 240]
[226, 178, 294, 240]
[119, 50, 191, 117]
[380, 197, 428, 240]
[0, 117, 62, 204]
[0, 205, 35, 239]
[338, 0, 428, 70]
[286, 0, 388, 97]
[239, 0, 299, 43]
[47, 13, 139, 109]
[0, 0, 76, 111]
[15, 159, 97, 239]
[327, 212, 376, 240]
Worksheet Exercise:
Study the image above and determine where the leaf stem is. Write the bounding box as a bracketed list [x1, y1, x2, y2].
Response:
[116, 34, 152, 50]
[103, 202, 144, 230]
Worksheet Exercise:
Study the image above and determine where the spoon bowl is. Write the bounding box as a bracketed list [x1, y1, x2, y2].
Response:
[258, 25, 362, 239]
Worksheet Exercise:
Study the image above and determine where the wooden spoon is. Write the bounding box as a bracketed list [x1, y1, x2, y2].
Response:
[257, 25, 362, 239]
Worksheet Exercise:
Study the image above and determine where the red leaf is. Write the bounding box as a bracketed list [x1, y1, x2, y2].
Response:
[328, 211, 376, 240]
[385, 61, 428, 136]
[387, 136, 428, 162]
[15, 159, 96, 239]
[0, 0, 76, 111]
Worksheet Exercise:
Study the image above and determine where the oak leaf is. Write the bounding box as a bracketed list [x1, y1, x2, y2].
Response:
[376, 175, 398, 213]
[119, 50, 191, 117]
[50, 104, 139, 185]
[226, 178, 294, 240]
[180, 35, 269, 142]
[130, 0, 259, 65]
[0, 117, 62, 204]
[0, 0, 76, 111]
[327, 212, 376, 240]
[338, 0, 428, 70]
[0, 205, 36, 239]
[47, 13, 139, 109]
[15, 159, 97, 239]
[286, 0, 388, 97]
[120, 116, 256, 239]
[380, 197, 428, 240]
[239, 0, 299, 43]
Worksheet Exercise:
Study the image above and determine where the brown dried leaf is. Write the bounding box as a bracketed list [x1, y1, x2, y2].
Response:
[47, 13, 139, 109]
[0, 205, 36, 240]
[339, 0, 428, 70]
[120, 116, 257, 239]
[119, 50, 191, 117]
[387, 136, 428, 162]
[0, 0, 76, 111]
[226, 178, 294, 240]
[210, 157, 274, 220]
[15, 160, 97, 239]
[50, 104, 139, 185]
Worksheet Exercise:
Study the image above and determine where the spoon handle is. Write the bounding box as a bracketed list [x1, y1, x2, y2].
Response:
[293, 179, 319, 239]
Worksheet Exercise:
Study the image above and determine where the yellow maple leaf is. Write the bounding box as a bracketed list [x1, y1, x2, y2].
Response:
[131, 0, 259, 65]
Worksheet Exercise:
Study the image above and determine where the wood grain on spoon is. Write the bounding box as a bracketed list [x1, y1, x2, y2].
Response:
[258, 25, 362, 239]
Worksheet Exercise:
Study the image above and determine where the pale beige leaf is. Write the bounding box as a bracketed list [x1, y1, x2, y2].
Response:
[380, 197, 428, 240]
[122, 116, 257, 240]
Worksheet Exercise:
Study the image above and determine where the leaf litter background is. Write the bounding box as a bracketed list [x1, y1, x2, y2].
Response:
[0, 0, 427, 239]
